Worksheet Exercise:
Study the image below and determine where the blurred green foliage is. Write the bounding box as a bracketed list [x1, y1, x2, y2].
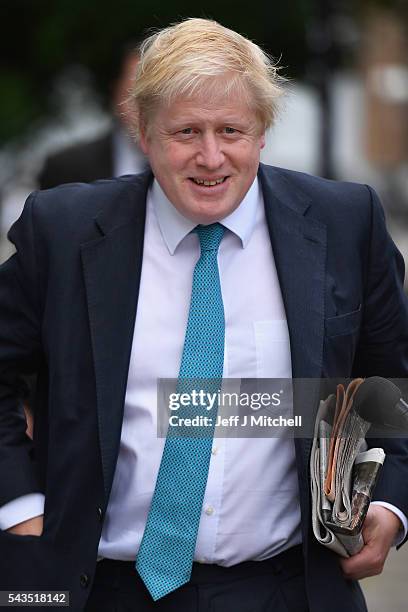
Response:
[0, 0, 405, 144]
[0, 0, 313, 143]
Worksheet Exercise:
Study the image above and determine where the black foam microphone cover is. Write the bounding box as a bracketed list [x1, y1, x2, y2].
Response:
[352, 376, 408, 431]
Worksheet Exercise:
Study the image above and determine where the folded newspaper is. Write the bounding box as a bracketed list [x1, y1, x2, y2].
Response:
[310, 378, 385, 558]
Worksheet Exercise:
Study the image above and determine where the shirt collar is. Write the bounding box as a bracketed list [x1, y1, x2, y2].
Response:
[151, 175, 260, 255]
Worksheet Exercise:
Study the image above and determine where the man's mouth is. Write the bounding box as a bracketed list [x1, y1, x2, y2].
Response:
[189, 177, 229, 187]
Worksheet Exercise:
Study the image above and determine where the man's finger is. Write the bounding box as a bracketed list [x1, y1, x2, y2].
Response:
[340, 543, 385, 581]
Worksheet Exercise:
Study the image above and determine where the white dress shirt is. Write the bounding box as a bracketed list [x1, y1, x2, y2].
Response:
[0, 175, 406, 556]
[98, 176, 301, 563]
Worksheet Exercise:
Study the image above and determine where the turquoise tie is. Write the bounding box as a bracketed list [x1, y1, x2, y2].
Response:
[136, 223, 225, 600]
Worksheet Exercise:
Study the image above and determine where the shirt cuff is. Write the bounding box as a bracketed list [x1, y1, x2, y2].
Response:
[0, 494, 45, 531]
[371, 501, 408, 546]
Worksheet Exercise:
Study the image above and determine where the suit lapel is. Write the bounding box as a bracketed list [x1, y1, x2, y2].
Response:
[259, 165, 327, 380]
[81, 173, 151, 500]
[259, 165, 327, 523]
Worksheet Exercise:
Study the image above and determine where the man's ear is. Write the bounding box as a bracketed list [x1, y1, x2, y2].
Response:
[260, 133, 266, 150]
[139, 123, 149, 155]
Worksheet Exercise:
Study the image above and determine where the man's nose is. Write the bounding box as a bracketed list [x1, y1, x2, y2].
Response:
[196, 134, 225, 169]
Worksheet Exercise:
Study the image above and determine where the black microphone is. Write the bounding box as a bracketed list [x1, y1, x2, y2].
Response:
[352, 376, 408, 431]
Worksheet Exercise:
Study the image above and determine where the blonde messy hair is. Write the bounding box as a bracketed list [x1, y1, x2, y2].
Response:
[131, 18, 286, 137]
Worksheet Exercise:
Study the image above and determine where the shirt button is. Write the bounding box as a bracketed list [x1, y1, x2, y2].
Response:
[200, 557, 208, 563]
[211, 446, 218, 455]
[204, 505, 214, 516]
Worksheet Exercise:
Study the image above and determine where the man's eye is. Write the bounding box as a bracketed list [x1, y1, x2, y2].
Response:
[180, 128, 193, 134]
[224, 127, 236, 134]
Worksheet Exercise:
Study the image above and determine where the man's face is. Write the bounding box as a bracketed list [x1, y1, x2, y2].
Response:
[139, 91, 265, 224]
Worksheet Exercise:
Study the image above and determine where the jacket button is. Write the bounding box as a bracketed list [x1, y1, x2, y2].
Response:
[80, 573, 90, 588]
[97, 507, 103, 522]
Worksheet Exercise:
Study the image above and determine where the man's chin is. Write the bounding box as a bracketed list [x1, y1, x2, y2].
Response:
[187, 205, 231, 225]
[181, 196, 240, 224]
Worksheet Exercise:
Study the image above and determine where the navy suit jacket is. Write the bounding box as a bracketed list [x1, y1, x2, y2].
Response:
[1, 163, 408, 611]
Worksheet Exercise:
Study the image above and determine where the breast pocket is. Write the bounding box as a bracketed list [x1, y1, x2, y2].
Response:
[325, 305, 362, 338]
[324, 306, 362, 376]
[254, 320, 292, 378]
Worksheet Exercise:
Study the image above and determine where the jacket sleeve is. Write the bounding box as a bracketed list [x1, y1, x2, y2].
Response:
[0, 192, 44, 506]
[353, 185, 408, 378]
[352, 185, 408, 538]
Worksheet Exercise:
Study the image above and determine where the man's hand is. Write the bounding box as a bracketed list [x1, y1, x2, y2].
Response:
[6, 515, 43, 536]
[340, 505, 401, 581]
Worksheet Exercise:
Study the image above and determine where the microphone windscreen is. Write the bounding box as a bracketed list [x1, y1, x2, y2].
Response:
[352, 376, 401, 426]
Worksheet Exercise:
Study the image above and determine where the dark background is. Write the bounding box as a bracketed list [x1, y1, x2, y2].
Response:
[2, 0, 404, 145]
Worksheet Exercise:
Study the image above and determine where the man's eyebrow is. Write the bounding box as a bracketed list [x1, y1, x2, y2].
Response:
[167, 115, 252, 126]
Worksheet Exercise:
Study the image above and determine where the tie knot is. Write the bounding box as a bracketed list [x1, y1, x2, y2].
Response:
[195, 223, 225, 252]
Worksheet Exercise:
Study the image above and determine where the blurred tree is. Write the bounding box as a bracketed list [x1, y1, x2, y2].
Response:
[1, 0, 405, 144]
[0, 0, 312, 144]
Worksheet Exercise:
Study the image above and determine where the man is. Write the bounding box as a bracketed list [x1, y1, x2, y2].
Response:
[38, 44, 149, 189]
[0, 18, 408, 612]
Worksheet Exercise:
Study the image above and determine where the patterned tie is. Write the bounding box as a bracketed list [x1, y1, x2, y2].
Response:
[136, 223, 225, 600]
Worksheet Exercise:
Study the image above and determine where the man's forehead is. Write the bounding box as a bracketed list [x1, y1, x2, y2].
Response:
[158, 94, 255, 122]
